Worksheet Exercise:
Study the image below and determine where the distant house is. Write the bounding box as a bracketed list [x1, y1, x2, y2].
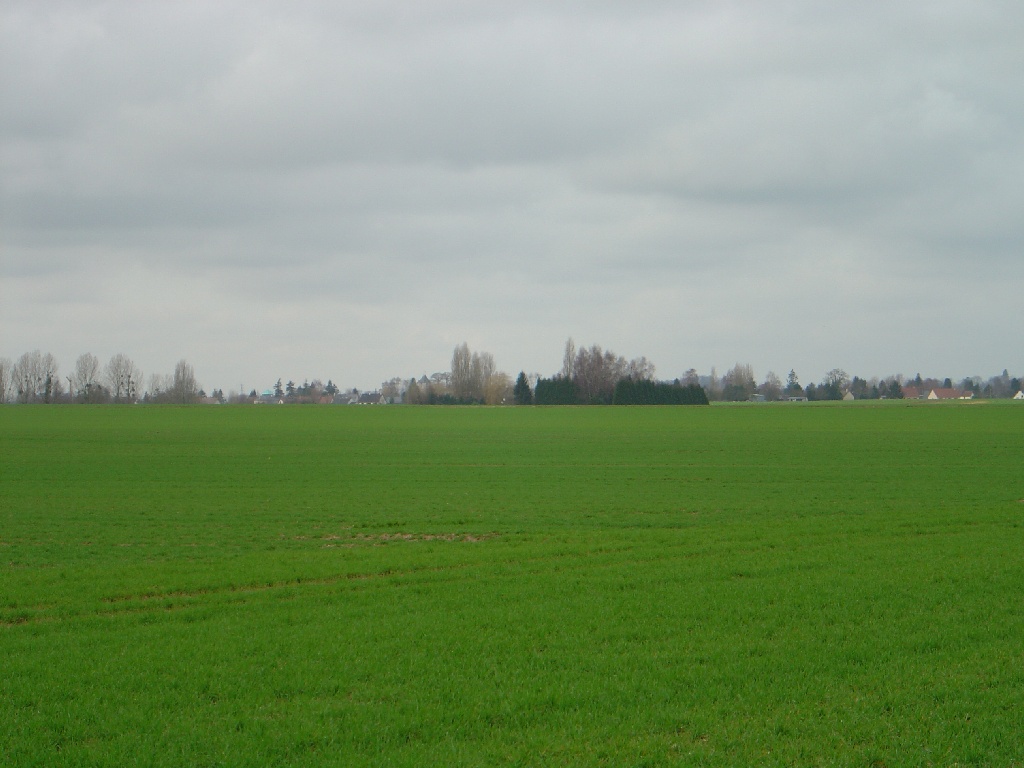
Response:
[257, 389, 282, 404]
[357, 391, 384, 405]
[750, 394, 766, 403]
[902, 386, 924, 400]
[1013, 391, 1024, 400]
[927, 388, 973, 400]
[788, 396, 808, 402]
[842, 391, 855, 401]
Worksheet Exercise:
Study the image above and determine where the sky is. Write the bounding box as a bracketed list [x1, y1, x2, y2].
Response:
[2, 1, 1022, 393]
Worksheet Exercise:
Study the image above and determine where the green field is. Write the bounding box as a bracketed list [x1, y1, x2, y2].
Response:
[2, 403, 1023, 766]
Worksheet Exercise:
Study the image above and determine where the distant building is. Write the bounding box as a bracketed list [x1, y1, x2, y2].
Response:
[257, 389, 280, 404]
[927, 388, 973, 400]
[1013, 391, 1024, 400]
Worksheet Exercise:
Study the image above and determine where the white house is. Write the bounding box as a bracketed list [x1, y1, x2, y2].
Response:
[1014, 390, 1024, 400]
[927, 388, 973, 400]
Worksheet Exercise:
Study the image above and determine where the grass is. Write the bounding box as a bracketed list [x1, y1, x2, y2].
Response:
[2, 402, 1023, 766]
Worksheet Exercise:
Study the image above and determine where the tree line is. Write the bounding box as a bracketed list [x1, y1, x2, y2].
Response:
[702, 363, 1022, 402]
[380, 340, 705, 406]
[0, 351, 200, 404]
[524, 339, 706, 405]
[1, 344, 1020, 405]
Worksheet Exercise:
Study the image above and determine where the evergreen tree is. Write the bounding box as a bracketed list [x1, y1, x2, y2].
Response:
[513, 372, 533, 405]
[785, 369, 802, 396]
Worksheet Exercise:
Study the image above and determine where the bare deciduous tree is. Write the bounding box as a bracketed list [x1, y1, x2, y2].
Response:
[759, 371, 783, 401]
[821, 368, 850, 400]
[450, 343, 498, 402]
[71, 353, 103, 402]
[706, 366, 720, 401]
[169, 359, 199, 404]
[41, 352, 59, 403]
[0, 357, 11, 403]
[105, 354, 143, 403]
[147, 373, 173, 400]
[722, 363, 756, 401]
[572, 344, 627, 404]
[484, 371, 512, 405]
[404, 378, 424, 404]
[380, 377, 404, 403]
[12, 351, 41, 403]
[562, 337, 576, 380]
[11, 350, 60, 403]
[626, 356, 656, 381]
[473, 351, 495, 400]
[824, 368, 850, 389]
[450, 343, 473, 400]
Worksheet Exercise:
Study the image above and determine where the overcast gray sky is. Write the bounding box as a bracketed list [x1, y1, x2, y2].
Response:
[3, 1, 1021, 393]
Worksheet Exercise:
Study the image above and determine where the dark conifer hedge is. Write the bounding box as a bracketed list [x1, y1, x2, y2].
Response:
[612, 379, 709, 405]
[533, 377, 578, 405]
[533, 377, 709, 405]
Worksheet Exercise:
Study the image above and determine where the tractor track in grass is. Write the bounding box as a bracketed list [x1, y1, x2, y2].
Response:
[0, 561, 484, 627]
[1, 535, 728, 628]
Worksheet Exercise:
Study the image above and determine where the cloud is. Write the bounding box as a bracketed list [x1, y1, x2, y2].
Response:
[2, 1, 1022, 390]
